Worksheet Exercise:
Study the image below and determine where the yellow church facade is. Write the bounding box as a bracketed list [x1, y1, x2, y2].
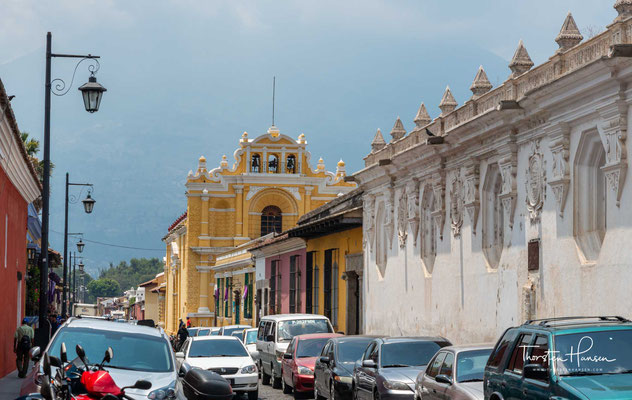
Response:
[162, 126, 355, 333]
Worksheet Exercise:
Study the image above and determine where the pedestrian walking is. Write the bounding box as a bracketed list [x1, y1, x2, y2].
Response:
[186, 316, 191, 328]
[14, 318, 34, 378]
[177, 324, 189, 351]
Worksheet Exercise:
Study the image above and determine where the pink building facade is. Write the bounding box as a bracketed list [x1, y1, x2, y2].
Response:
[253, 235, 307, 316]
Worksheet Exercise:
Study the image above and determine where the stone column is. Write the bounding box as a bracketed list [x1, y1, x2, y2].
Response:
[201, 190, 209, 236]
[234, 185, 244, 237]
[197, 266, 211, 314]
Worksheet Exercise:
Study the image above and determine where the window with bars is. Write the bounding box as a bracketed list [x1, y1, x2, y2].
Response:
[245, 273, 253, 319]
[305, 252, 313, 314]
[313, 263, 319, 314]
[270, 261, 277, 314]
[324, 249, 333, 321]
[261, 206, 282, 237]
[289, 257, 296, 313]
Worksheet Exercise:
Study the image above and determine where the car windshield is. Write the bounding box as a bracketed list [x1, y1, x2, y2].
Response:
[48, 327, 173, 373]
[456, 349, 492, 382]
[189, 339, 249, 358]
[210, 330, 220, 336]
[188, 328, 199, 336]
[297, 338, 330, 358]
[381, 341, 443, 368]
[338, 339, 374, 364]
[224, 327, 247, 336]
[278, 319, 332, 342]
[198, 329, 210, 336]
[555, 329, 632, 376]
[245, 330, 257, 344]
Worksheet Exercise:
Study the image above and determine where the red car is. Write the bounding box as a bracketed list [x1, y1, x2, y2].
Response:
[281, 333, 342, 397]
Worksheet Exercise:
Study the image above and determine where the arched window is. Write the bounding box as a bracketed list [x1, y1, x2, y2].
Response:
[268, 155, 279, 173]
[420, 185, 436, 274]
[261, 205, 282, 236]
[286, 155, 296, 174]
[482, 164, 503, 269]
[251, 154, 261, 173]
[574, 130, 606, 262]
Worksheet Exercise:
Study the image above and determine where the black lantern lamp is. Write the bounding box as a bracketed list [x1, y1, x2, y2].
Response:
[82, 192, 95, 214]
[76, 239, 85, 253]
[78, 74, 107, 113]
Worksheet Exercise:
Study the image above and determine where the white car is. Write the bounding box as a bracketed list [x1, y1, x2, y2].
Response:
[176, 336, 259, 400]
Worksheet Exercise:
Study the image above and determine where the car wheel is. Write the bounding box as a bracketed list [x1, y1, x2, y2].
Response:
[272, 366, 282, 389]
[373, 389, 379, 400]
[248, 389, 259, 400]
[262, 366, 271, 386]
[282, 373, 293, 394]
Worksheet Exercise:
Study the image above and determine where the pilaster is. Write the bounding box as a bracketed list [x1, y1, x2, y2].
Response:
[234, 185, 244, 236]
[598, 99, 628, 207]
[548, 123, 571, 217]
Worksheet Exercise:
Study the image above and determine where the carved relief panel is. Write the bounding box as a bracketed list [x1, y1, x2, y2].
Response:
[463, 161, 480, 233]
[407, 181, 420, 246]
[450, 171, 464, 237]
[548, 123, 571, 217]
[525, 140, 546, 223]
[598, 100, 628, 207]
[431, 172, 446, 240]
[397, 187, 408, 248]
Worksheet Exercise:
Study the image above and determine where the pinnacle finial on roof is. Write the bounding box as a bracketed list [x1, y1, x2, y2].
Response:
[615, 0, 632, 21]
[414, 103, 432, 127]
[390, 117, 407, 141]
[470, 66, 493, 98]
[371, 128, 386, 152]
[556, 13, 583, 52]
[509, 40, 534, 78]
[439, 86, 457, 116]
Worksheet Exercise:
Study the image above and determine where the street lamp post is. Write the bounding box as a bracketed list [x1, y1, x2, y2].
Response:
[38, 32, 105, 347]
[62, 172, 94, 317]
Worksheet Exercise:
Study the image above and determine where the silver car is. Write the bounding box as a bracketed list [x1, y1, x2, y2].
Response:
[415, 345, 493, 400]
[20, 318, 179, 400]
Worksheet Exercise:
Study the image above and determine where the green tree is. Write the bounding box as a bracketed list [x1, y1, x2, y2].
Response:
[99, 258, 163, 292]
[87, 278, 121, 298]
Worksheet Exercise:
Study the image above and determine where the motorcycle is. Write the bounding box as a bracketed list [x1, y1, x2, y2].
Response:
[16, 343, 151, 400]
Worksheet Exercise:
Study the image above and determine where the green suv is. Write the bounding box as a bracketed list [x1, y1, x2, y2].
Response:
[484, 316, 632, 399]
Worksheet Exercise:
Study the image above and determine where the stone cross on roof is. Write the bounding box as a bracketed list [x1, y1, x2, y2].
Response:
[470, 66, 493, 98]
[371, 128, 386, 152]
[439, 86, 458, 116]
[509, 39, 534, 78]
[390, 117, 407, 140]
[414, 103, 432, 127]
[556, 13, 583, 52]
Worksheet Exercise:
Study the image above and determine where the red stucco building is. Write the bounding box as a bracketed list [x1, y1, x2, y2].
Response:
[0, 79, 42, 378]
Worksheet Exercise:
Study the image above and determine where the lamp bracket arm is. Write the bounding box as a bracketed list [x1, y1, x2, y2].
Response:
[51, 57, 101, 97]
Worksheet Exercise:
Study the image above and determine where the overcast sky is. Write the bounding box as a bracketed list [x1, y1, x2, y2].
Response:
[0, 0, 616, 278]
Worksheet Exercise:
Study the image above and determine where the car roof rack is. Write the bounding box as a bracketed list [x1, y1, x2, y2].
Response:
[524, 316, 631, 327]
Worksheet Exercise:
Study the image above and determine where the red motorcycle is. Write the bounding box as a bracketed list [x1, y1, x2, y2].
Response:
[37, 343, 151, 400]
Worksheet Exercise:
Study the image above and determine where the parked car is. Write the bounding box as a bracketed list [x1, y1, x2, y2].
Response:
[20, 317, 179, 400]
[240, 328, 259, 362]
[415, 345, 492, 400]
[282, 333, 342, 396]
[176, 335, 259, 400]
[187, 327, 200, 337]
[484, 316, 632, 400]
[257, 314, 335, 388]
[352, 337, 451, 400]
[219, 324, 251, 336]
[314, 336, 377, 400]
[232, 330, 245, 339]
[197, 327, 221, 336]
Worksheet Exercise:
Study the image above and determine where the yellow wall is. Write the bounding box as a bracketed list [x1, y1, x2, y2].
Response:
[306, 227, 362, 333]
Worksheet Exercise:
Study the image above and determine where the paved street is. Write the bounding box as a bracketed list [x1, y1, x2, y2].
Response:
[0, 369, 23, 400]
[258, 381, 312, 400]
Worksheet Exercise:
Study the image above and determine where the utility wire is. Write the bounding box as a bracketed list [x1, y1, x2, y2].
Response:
[50, 229, 164, 251]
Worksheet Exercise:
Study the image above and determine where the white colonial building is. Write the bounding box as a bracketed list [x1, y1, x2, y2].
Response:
[355, 1, 632, 344]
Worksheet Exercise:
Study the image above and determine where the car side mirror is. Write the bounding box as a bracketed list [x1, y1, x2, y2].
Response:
[362, 360, 377, 369]
[176, 352, 185, 359]
[266, 334, 274, 342]
[319, 356, 330, 365]
[523, 364, 548, 381]
[435, 374, 452, 385]
[29, 346, 41, 362]
[132, 380, 152, 390]
[283, 353, 292, 360]
[49, 356, 61, 368]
